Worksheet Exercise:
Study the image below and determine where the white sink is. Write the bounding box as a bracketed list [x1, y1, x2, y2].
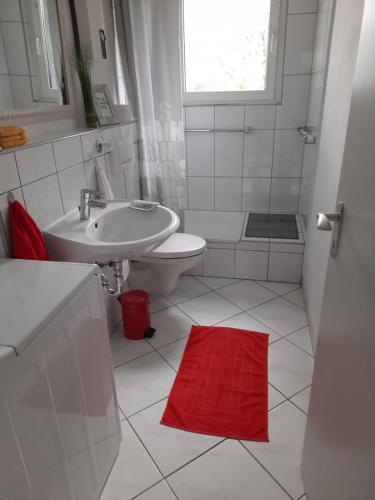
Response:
[44, 202, 180, 262]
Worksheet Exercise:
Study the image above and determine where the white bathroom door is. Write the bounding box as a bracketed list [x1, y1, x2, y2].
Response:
[301, 1, 375, 499]
[302, 0, 365, 349]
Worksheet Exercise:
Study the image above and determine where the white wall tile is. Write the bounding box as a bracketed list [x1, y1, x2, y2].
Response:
[245, 105, 276, 129]
[243, 130, 274, 177]
[0, 231, 6, 257]
[270, 179, 300, 213]
[185, 106, 214, 128]
[215, 178, 242, 211]
[103, 126, 121, 142]
[120, 124, 132, 138]
[105, 154, 127, 199]
[0, 153, 20, 194]
[284, 14, 316, 75]
[268, 252, 303, 283]
[276, 75, 310, 129]
[273, 130, 304, 178]
[186, 132, 214, 176]
[0, 33, 8, 73]
[215, 106, 244, 129]
[236, 241, 269, 251]
[288, 0, 318, 13]
[312, 5, 334, 73]
[53, 137, 83, 171]
[125, 159, 142, 200]
[2, 22, 28, 75]
[215, 132, 243, 177]
[188, 177, 214, 210]
[0, 187, 24, 243]
[235, 250, 268, 280]
[22, 175, 64, 229]
[58, 164, 87, 213]
[81, 130, 104, 161]
[0, 76, 13, 109]
[270, 243, 304, 254]
[242, 178, 271, 212]
[16, 144, 56, 184]
[203, 248, 235, 278]
[307, 72, 325, 126]
[0, 0, 22, 20]
[9, 76, 33, 108]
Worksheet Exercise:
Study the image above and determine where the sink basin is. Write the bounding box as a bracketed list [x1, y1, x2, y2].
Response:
[43, 202, 180, 262]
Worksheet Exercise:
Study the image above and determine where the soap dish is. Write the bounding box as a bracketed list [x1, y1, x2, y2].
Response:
[129, 200, 159, 211]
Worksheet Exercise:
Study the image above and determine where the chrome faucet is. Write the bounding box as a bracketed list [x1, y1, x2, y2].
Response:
[79, 189, 107, 220]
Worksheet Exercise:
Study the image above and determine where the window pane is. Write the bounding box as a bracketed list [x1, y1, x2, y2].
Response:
[184, 0, 271, 93]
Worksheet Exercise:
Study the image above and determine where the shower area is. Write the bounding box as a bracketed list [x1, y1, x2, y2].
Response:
[183, 0, 335, 283]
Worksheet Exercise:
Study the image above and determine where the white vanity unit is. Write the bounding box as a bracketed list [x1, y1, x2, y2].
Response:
[0, 259, 121, 500]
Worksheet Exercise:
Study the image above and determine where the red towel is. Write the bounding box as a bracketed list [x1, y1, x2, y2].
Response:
[9, 201, 49, 261]
[161, 325, 269, 441]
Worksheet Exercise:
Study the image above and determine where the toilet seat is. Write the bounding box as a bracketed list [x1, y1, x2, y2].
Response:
[142, 233, 206, 259]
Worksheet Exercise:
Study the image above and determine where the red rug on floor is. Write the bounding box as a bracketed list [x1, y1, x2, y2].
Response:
[161, 325, 269, 442]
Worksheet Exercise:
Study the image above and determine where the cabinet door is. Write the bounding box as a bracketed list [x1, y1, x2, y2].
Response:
[0, 276, 120, 500]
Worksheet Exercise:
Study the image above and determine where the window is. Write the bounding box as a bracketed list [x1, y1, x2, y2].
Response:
[182, 0, 286, 104]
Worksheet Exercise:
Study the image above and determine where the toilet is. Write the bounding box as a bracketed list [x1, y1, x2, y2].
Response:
[128, 233, 206, 293]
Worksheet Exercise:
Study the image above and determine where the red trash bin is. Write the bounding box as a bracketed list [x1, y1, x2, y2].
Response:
[120, 290, 154, 340]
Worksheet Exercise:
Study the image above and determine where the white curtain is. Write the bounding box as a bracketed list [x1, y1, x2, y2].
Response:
[117, 0, 186, 213]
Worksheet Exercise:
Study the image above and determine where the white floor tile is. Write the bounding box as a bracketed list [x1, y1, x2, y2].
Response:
[164, 276, 211, 304]
[177, 291, 242, 325]
[195, 276, 239, 290]
[168, 439, 290, 500]
[149, 292, 172, 313]
[268, 339, 314, 397]
[217, 280, 278, 311]
[243, 401, 307, 499]
[215, 312, 281, 344]
[114, 352, 176, 416]
[136, 481, 177, 500]
[250, 297, 308, 337]
[157, 337, 189, 371]
[110, 325, 153, 368]
[256, 281, 300, 295]
[129, 400, 223, 476]
[268, 384, 287, 411]
[148, 307, 195, 349]
[283, 288, 306, 309]
[287, 326, 313, 356]
[291, 386, 311, 414]
[100, 420, 162, 500]
[118, 406, 126, 422]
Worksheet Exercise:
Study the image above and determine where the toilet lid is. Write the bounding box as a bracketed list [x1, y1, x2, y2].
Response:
[143, 233, 206, 259]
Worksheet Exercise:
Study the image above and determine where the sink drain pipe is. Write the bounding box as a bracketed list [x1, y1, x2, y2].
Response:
[99, 260, 125, 296]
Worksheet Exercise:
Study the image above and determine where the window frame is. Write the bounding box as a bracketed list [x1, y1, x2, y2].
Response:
[181, 0, 287, 105]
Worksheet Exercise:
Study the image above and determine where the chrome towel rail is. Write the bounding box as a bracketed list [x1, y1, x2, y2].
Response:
[184, 127, 252, 134]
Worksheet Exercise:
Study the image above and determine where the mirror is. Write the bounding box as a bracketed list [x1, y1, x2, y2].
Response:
[0, 0, 69, 112]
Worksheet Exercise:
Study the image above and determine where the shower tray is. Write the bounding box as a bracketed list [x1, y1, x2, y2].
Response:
[244, 213, 299, 239]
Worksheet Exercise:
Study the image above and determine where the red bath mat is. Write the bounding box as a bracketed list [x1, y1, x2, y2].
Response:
[161, 325, 269, 441]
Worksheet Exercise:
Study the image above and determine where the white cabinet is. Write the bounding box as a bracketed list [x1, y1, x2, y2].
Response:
[0, 260, 121, 500]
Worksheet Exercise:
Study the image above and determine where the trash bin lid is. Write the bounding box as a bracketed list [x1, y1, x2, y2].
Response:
[121, 290, 149, 305]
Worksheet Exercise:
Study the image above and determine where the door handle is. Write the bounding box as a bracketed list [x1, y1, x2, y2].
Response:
[316, 202, 344, 258]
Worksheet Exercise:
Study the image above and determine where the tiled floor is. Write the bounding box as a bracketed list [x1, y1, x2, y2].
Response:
[102, 276, 314, 500]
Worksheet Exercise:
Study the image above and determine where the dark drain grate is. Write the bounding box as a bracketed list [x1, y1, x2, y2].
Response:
[245, 213, 299, 239]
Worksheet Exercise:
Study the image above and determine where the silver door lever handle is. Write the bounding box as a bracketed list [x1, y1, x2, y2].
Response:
[317, 212, 341, 231]
[316, 202, 345, 258]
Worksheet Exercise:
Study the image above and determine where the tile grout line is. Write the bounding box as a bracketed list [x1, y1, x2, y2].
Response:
[112, 289, 310, 372]
[238, 441, 295, 500]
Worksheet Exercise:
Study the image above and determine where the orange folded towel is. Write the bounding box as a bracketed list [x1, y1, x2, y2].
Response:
[0, 126, 27, 139]
[0, 136, 28, 148]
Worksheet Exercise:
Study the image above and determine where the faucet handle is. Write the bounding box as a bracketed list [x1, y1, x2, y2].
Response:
[80, 188, 104, 199]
